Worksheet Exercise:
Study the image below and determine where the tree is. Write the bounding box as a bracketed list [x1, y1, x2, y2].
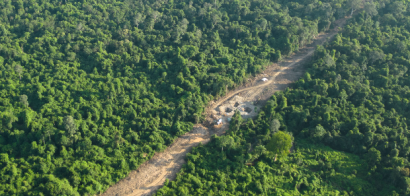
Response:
[311, 124, 326, 140]
[389, 1, 406, 17]
[162, 72, 167, 80]
[44, 175, 80, 196]
[198, 8, 206, 20]
[270, 119, 280, 134]
[44, 123, 53, 142]
[229, 110, 243, 132]
[324, 53, 335, 68]
[67, 52, 76, 61]
[212, 14, 221, 28]
[348, 0, 362, 16]
[6, 109, 18, 129]
[181, 45, 198, 59]
[150, 11, 160, 30]
[76, 23, 83, 32]
[14, 64, 23, 80]
[19, 94, 28, 107]
[254, 145, 266, 157]
[266, 131, 292, 159]
[259, 18, 268, 30]
[63, 116, 77, 137]
[364, 147, 381, 169]
[193, 113, 200, 124]
[369, 50, 385, 63]
[218, 136, 234, 152]
[174, 19, 190, 42]
[134, 13, 145, 28]
[364, 2, 378, 20]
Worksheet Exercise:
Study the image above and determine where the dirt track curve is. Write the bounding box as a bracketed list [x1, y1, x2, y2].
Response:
[100, 16, 351, 196]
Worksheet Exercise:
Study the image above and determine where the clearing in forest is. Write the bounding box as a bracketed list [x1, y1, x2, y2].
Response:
[100, 16, 351, 196]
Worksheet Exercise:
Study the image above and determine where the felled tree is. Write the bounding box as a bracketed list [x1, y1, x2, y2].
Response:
[266, 131, 292, 160]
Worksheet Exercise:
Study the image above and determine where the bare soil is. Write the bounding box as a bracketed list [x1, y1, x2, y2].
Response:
[100, 16, 350, 196]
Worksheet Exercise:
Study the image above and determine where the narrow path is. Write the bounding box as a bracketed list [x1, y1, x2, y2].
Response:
[100, 16, 350, 196]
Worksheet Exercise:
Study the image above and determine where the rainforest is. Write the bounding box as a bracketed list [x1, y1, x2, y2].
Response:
[0, 0, 409, 195]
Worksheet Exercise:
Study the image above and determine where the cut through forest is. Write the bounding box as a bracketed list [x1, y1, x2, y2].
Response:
[102, 14, 350, 196]
[154, 2, 410, 195]
[1, 0, 409, 195]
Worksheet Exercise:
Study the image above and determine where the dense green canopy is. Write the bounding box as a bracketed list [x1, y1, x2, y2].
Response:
[156, 0, 410, 195]
[266, 131, 293, 159]
[0, 0, 361, 195]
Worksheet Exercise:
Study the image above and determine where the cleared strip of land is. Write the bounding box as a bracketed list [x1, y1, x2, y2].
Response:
[101, 16, 350, 196]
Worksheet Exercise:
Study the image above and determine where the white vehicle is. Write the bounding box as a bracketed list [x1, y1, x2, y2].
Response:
[261, 78, 268, 82]
[216, 119, 223, 125]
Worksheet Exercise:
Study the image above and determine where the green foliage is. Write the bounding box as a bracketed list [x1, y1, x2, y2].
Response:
[270, 118, 280, 133]
[365, 147, 381, 171]
[63, 116, 77, 137]
[157, 135, 397, 195]
[217, 135, 235, 152]
[0, 0, 401, 194]
[19, 95, 29, 107]
[158, 1, 410, 195]
[266, 131, 292, 159]
[263, 2, 410, 193]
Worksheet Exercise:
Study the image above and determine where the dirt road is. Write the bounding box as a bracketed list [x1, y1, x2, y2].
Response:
[100, 16, 350, 196]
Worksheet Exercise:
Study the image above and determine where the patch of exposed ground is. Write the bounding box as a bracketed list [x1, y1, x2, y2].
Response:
[100, 15, 351, 196]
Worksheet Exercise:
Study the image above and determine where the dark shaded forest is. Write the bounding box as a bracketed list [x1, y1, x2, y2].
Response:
[0, 0, 366, 195]
[156, 0, 410, 195]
